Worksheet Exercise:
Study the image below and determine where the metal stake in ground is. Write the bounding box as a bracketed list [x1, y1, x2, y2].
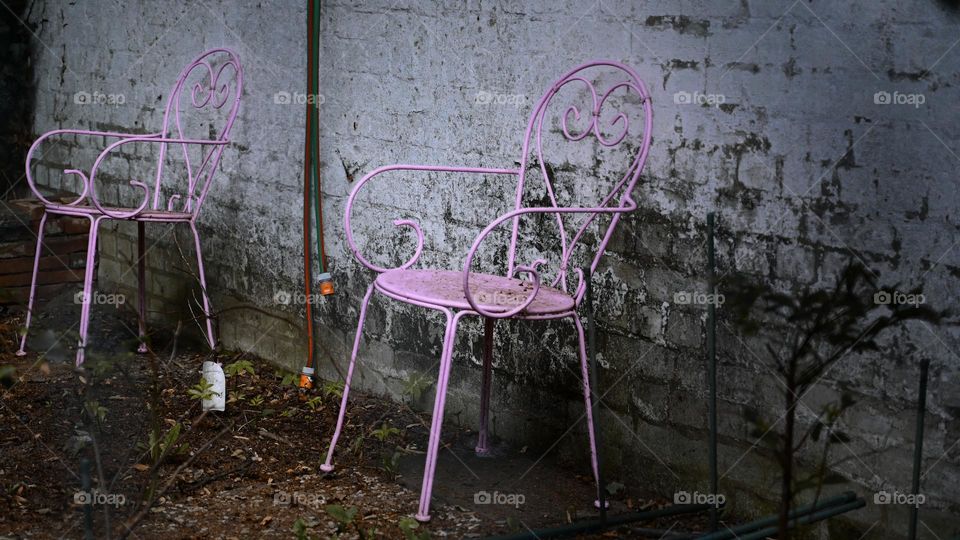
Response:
[909, 358, 929, 540]
[80, 457, 94, 540]
[587, 268, 606, 521]
[706, 212, 718, 532]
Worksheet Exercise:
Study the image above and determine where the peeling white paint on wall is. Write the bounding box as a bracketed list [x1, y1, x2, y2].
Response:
[23, 0, 960, 535]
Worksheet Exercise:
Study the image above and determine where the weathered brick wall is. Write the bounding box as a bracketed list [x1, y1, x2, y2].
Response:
[22, 1, 959, 536]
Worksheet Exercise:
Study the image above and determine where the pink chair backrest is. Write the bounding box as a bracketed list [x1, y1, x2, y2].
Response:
[152, 48, 243, 215]
[508, 61, 653, 292]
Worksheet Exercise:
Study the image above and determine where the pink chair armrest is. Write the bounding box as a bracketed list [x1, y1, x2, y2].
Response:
[462, 202, 637, 317]
[345, 164, 519, 273]
[25, 129, 164, 207]
[83, 137, 229, 219]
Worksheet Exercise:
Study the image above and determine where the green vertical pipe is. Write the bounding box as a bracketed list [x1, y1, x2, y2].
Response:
[310, 0, 325, 274]
[909, 359, 929, 540]
[587, 269, 606, 521]
[706, 212, 718, 531]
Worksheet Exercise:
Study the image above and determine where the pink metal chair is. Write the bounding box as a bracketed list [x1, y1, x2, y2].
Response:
[321, 61, 653, 521]
[17, 49, 242, 366]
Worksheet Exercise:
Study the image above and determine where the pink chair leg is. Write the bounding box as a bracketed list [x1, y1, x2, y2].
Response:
[16, 212, 48, 356]
[136, 221, 148, 354]
[189, 222, 216, 350]
[321, 284, 375, 473]
[416, 310, 465, 522]
[76, 216, 103, 367]
[475, 317, 494, 455]
[573, 314, 603, 507]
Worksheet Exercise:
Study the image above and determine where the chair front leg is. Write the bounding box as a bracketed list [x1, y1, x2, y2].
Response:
[572, 314, 603, 507]
[136, 221, 148, 353]
[416, 309, 465, 522]
[76, 216, 104, 367]
[189, 222, 216, 350]
[321, 284, 375, 473]
[17, 212, 49, 356]
[476, 317, 494, 456]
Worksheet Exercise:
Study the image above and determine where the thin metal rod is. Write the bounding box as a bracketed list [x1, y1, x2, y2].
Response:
[706, 211, 718, 532]
[481, 503, 714, 540]
[735, 499, 866, 540]
[909, 359, 929, 540]
[697, 491, 856, 540]
[587, 269, 606, 521]
[80, 457, 94, 540]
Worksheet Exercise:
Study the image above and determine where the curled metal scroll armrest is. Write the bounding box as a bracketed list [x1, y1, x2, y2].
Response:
[85, 136, 227, 219]
[344, 164, 519, 273]
[24, 129, 163, 208]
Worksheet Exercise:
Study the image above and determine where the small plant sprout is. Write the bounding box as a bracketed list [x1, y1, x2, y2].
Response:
[324, 504, 358, 533]
[381, 449, 402, 478]
[0, 364, 15, 388]
[399, 516, 430, 540]
[138, 421, 189, 465]
[371, 422, 401, 442]
[224, 359, 255, 377]
[188, 376, 215, 401]
[84, 400, 108, 428]
[277, 370, 298, 387]
[401, 374, 434, 403]
[606, 481, 626, 496]
[322, 380, 344, 399]
[292, 517, 312, 540]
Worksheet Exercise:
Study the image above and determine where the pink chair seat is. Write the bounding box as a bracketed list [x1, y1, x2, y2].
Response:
[45, 203, 193, 222]
[376, 269, 575, 315]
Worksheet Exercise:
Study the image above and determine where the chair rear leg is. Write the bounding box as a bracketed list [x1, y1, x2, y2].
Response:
[17, 213, 48, 356]
[136, 221, 148, 353]
[416, 310, 464, 522]
[189, 222, 216, 350]
[321, 284, 375, 473]
[76, 217, 103, 367]
[573, 314, 604, 508]
[476, 317, 494, 455]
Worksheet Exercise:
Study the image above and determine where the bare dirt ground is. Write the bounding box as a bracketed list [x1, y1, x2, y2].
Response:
[0, 292, 716, 539]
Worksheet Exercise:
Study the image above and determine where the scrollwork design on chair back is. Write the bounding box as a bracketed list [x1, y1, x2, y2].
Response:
[154, 48, 243, 214]
[509, 61, 653, 301]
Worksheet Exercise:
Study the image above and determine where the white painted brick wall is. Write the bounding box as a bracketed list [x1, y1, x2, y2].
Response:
[22, 0, 960, 535]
